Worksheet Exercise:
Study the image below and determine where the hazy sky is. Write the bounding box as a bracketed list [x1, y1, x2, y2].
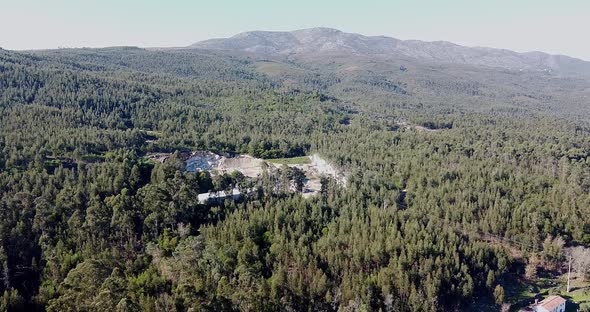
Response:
[2, 0, 589, 60]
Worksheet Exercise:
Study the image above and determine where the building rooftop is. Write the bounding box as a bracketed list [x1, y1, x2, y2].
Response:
[536, 295, 566, 311]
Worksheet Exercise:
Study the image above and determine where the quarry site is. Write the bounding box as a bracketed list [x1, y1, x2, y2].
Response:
[148, 151, 347, 201]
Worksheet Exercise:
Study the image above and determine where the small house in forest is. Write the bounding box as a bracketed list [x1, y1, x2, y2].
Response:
[532, 296, 566, 312]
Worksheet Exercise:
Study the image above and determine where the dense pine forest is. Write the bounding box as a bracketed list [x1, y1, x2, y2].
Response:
[1, 46, 590, 311]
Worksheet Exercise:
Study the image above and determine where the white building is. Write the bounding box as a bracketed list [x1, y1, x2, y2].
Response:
[197, 188, 256, 204]
[197, 188, 242, 204]
[533, 296, 566, 312]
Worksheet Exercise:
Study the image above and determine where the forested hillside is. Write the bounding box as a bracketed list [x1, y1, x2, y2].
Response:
[1, 46, 590, 311]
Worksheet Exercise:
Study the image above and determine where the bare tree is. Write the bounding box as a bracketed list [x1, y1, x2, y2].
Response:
[569, 246, 590, 281]
[567, 253, 572, 292]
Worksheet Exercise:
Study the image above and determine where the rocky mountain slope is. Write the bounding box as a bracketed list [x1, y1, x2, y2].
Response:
[191, 27, 590, 76]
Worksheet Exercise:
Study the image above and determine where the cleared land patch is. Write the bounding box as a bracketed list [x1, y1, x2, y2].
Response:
[185, 152, 346, 197]
[266, 156, 311, 165]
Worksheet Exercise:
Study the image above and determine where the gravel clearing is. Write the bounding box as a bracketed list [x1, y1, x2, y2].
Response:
[186, 152, 346, 196]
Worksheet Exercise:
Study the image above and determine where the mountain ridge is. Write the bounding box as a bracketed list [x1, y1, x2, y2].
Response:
[190, 27, 590, 76]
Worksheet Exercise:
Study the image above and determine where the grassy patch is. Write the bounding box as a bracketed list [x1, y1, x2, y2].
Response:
[43, 159, 62, 168]
[139, 156, 158, 165]
[81, 154, 106, 162]
[565, 278, 590, 306]
[504, 274, 590, 311]
[266, 156, 311, 165]
[145, 130, 163, 137]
